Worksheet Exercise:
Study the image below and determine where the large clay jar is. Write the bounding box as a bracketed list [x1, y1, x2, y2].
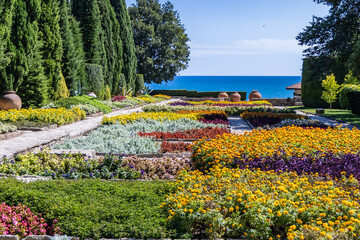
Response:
[249, 90, 262, 101]
[0, 91, 22, 110]
[218, 92, 228, 98]
[230, 92, 241, 102]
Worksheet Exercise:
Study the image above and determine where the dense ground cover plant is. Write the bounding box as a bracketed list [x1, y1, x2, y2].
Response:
[164, 167, 360, 239]
[160, 141, 193, 153]
[137, 96, 157, 103]
[0, 180, 173, 239]
[0, 108, 85, 126]
[54, 119, 222, 154]
[0, 151, 139, 180]
[70, 104, 100, 115]
[186, 100, 272, 106]
[235, 152, 360, 181]
[0, 203, 59, 236]
[192, 126, 360, 170]
[111, 95, 127, 102]
[153, 94, 172, 100]
[54, 96, 112, 114]
[138, 127, 230, 140]
[101, 111, 226, 125]
[241, 111, 307, 127]
[260, 119, 329, 130]
[123, 156, 191, 180]
[0, 122, 17, 134]
[143, 105, 292, 115]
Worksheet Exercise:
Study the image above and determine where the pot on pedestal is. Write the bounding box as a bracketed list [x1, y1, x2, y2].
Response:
[0, 91, 22, 110]
[218, 92, 228, 98]
[230, 92, 241, 102]
[249, 90, 262, 101]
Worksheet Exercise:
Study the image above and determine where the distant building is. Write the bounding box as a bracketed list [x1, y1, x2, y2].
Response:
[286, 82, 302, 106]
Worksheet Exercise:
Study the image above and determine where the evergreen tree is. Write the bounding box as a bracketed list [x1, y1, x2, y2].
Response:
[0, 0, 15, 76]
[110, 0, 137, 92]
[59, 0, 86, 91]
[39, 0, 63, 99]
[97, 0, 123, 93]
[1, 0, 44, 94]
[72, 0, 106, 67]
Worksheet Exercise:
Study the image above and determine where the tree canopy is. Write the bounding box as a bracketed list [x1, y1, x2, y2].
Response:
[128, 0, 190, 84]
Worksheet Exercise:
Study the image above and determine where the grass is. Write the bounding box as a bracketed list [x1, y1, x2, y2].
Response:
[287, 106, 360, 126]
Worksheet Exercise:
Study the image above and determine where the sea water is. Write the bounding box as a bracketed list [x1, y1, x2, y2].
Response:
[147, 76, 301, 99]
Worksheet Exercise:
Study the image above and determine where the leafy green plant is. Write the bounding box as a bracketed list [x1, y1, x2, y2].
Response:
[54, 96, 112, 114]
[0, 121, 17, 133]
[0, 179, 173, 239]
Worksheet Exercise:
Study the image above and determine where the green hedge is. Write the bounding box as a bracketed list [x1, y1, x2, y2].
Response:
[301, 57, 347, 108]
[54, 95, 112, 114]
[0, 179, 172, 239]
[346, 86, 360, 115]
[150, 89, 247, 100]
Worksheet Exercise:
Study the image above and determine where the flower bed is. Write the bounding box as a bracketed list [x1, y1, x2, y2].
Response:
[54, 119, 224, 154]
[160, 141, 193, 153]
[0, 203, 59, 236]
[260, 118, 330, 130]
[0, 108, 85, 126]
[111, 95, 127, 102]
[186, 100, 272, 106]
[0, 151, 139, 180]
[138, 127, 230, 140]
[101, 110, 226, 125]
[192, 126, 360, 170]
[164, 167, 360, 239]
[153, 94, 171, 100]
[123, 156, 190, 180]
[241, 111, 307, 127]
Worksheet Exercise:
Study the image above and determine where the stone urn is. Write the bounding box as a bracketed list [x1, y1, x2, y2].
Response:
[87, 92, 97, 98]
[249, 90, 262, 101]
[218, 92, 228, 98]
[0, 91, 22, 110]
[230, 92, 241, 102]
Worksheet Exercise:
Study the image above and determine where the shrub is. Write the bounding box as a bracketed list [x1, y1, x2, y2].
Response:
[70, 104, 99, 115]
[55, 96, 112, 114]
[135, 74, 144, 94]
[0, 202, 59, 236]
[112, 95, 127, 102]
[241, 112, 307, 127]
[85, 64, 104, 96]
[55, 73, 70, 99]
[153, 94, 171, 100]
[104, 85, 111, 100]
[0, 179, 172, 239]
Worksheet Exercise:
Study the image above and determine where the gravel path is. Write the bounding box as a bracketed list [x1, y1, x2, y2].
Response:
[0, 100, 174, 158]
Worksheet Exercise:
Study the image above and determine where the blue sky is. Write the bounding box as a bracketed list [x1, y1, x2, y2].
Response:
[125, 0, 330, 76]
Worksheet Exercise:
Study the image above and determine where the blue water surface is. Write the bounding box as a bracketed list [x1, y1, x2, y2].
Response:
[147, 76, 301, 99]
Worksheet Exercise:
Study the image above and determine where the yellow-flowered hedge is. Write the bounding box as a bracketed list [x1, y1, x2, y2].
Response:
[192, 126, 360, 170]
[164, 166, 360, 239]
[101, 110, 226, 125]
[0, 107, 86, 125]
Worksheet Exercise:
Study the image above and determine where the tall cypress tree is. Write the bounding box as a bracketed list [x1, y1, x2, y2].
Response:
[0, 0, 14, 76]
[72, 0, 106, 67]
[98, 0, 123, 93]
[39, 0, 63, 99]
[110, 0, 137, 93]
[1, 0, 44, 94]
[59, 0, 86, 92]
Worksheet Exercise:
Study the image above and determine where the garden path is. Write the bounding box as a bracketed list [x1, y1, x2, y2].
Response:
[0, 100, 175, 159]
[228, 116, 253, 134]
[294, 110, 359, 130]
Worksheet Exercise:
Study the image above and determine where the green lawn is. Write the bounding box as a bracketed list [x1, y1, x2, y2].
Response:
[287, 106, 360, 126]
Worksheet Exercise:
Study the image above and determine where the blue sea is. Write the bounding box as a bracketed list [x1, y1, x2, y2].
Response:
[147, 76, 301, 99]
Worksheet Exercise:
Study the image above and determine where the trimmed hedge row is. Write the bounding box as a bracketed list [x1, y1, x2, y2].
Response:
[0, 179, 172, 239]
[150, 89, 247, 100]
[347, 90, 360, 115]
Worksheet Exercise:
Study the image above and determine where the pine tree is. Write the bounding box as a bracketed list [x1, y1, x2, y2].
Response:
[59, 0, 86, 92]
[1, 0, 44, 94]
[39, 0, 63, 99]
[110, 0, 137, 93]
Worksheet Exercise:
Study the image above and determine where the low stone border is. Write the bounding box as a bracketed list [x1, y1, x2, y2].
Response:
[0, 236, 79, 240]
[0, 131, 23, 140]
[0, 173, 51, 183]
[17, 125, 58, 132]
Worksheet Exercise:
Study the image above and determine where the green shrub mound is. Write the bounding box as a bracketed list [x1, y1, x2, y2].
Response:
[0, 179, 172, 239]
[347, 88, 360, 115]
[54, 95, 112, 114]
[0, 122, 17, 134]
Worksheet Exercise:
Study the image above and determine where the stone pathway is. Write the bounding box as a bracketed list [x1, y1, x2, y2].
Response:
[228, 116, 252, 134]
[294, 110, 359, 130]
[0, 100, 174, 158]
